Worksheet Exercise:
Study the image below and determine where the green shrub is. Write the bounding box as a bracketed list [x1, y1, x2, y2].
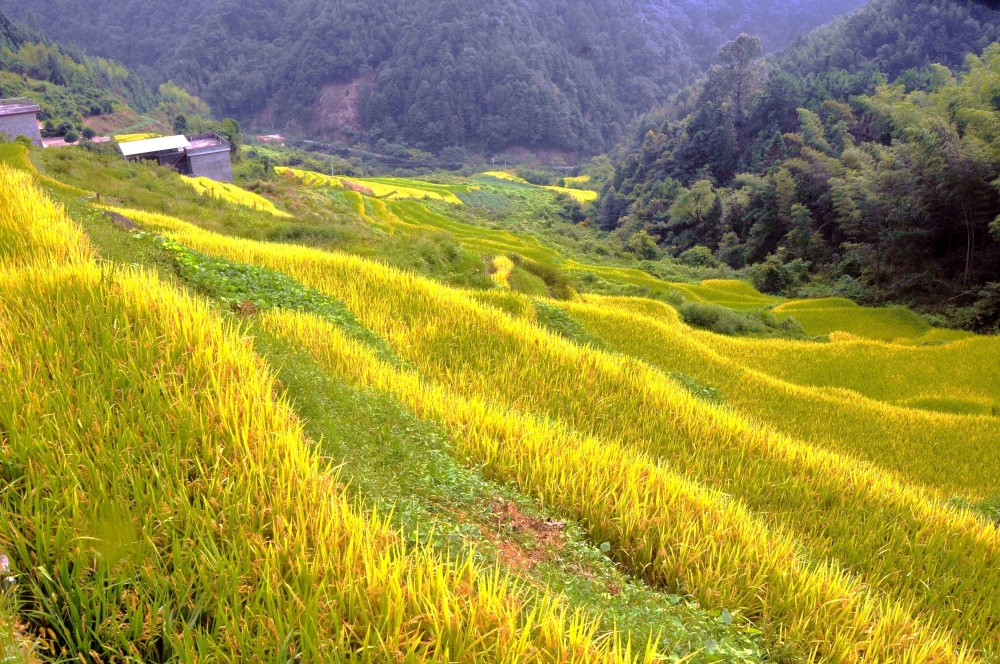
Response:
[511, 254, 574, 300]
[679, 301, 806, 338]
[627, 230, 663, 260]
[679, 301, 766, 335]
[746, 256, 809, 294]
[679, 245, 717, 267]
[979, 496, 1000, 524]
[515, 167, 554, 186]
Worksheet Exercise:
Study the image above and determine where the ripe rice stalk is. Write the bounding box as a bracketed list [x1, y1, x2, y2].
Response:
[0, 170, 659, 664]
[102, 204, 1000, 657]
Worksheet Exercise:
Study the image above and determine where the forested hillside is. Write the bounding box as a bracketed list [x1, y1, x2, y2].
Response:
[603, 0, 1000, 330]
[0, 9, 153, 136]
[0, 0, 862, 153]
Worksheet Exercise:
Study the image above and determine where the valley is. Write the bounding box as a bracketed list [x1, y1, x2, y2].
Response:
[0, 0, 999, 661]
[0, 136, 997, 661]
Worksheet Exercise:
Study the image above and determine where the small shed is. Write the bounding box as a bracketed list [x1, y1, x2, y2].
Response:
[119, 132, 233, 182]
[0, 98, 43, 147]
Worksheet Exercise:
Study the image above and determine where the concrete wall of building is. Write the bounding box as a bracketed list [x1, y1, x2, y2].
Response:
[188, 150, 233, 182]
[0, 112, 42, 147]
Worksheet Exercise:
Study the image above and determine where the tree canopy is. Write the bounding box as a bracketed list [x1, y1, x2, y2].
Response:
[0, 0, 863, 153]
[0, 9, 154, 134]
[602, 0, 1000, 329]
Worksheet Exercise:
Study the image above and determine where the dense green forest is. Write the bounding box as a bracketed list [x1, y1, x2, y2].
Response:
[602, 0, 1000, 330]
[0, 9, 153, 136]
[0, 0, 862, 154]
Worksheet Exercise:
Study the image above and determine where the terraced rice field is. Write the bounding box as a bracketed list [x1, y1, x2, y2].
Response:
[491, 255, 515, 288]
[4, 147, 998, 663]
[277, 167, 470, 204]
[0, 160, 659, 663]
[773, 298, 975, 342]
[97, 199, 998, 659]
[480, 171, 600, 202]
[182, 175, 293, 217]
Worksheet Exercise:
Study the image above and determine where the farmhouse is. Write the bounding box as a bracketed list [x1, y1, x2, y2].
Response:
[0, 97, 43, 147]
[119, 132, 234, 182]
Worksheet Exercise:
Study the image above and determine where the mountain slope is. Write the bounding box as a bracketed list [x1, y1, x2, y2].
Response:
[0, 8, 154, 136]
[0, 0, 863, 153]
[601, 0, 1000, 328]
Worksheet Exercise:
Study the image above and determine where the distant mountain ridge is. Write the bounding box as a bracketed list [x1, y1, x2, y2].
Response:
[0, 0, 863, 154]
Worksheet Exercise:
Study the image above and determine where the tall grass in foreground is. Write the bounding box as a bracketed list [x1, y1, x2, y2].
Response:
[0, 592, 35, 663]
[0, 166, 93, 268]
[112, 206, 1000, 658]
[0, 166, 657, 662]
[262, 307, 970, 664]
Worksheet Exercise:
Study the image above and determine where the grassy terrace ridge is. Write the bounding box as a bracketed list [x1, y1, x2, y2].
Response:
[2, 142, 998, 663]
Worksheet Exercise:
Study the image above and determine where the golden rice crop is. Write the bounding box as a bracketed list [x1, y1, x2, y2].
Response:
[560, 263, 784, 312]
[481, 171, 530, 183]
[543, 186, 598, 203]
[388, 200, 563, 263]
[109, 205, 1000, 657]
[341, 189, 370, 218]
[261, 306, 971, 664]
[279, 167, 466, 204]
[0, 169, 658, 663]
[337, 191, 400, 235]
[275, 166, 343, 189]
[479, 171, 598, 202]
[491, 255, 515, 289]
[182, 175, 293, 217]
[1, 265, 654, 662]
[565, 295, 1000, 494]
[772, 298, 959, 341]
[0, 165, 93, 268]
[678, 308, 1000, 410]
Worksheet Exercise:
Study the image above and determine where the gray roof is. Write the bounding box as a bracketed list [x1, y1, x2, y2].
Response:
[0, 98, 41, 117]
[119, 135, 191, 157]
